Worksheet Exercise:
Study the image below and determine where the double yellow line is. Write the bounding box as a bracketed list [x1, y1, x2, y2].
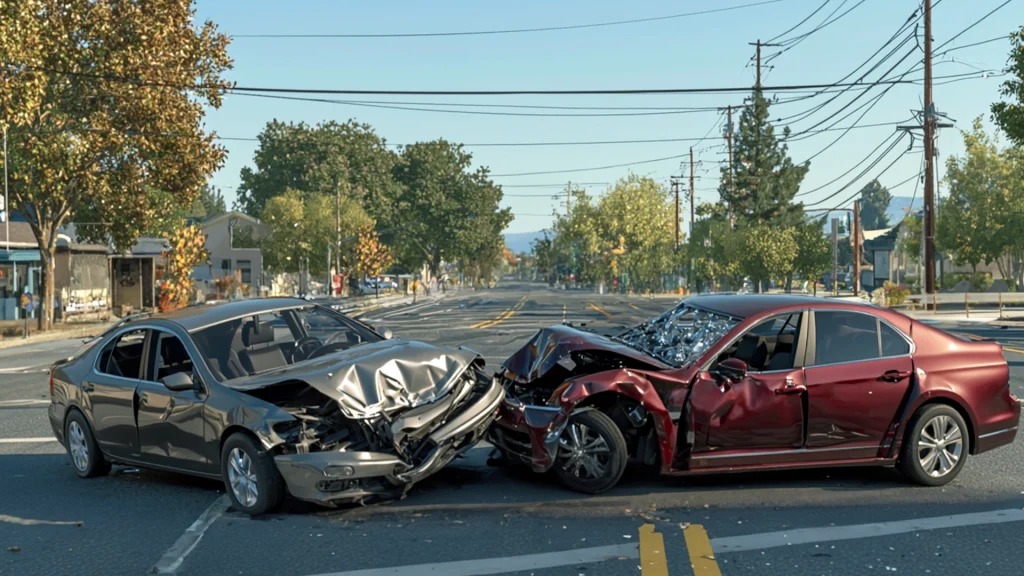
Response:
[587, 302, 613, 318]
[470, 296, 526, 329]
[638, 522, 721, 576]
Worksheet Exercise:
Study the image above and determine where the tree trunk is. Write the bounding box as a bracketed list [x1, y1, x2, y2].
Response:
[785, 272, 793, 294]
[38, 243, 56, 332]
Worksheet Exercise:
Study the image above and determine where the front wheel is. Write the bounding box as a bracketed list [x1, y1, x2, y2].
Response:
[898, 404, 969, 486]
[220, 432, 285, 516]
[553, 410, 628, 494]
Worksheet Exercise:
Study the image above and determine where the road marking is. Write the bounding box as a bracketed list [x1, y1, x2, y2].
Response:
[629, 303, 642, 311]
[151, 495, 230, 575]
[304, 543, 637, 576]
[562, 304, 566, 323]
[587, 302, 613, 318]
[711, 507, 1024, 554]
[0, 399, 49, 406]
[638, 523, 669, 576]
[683, 524, 722, 576]
[0, 365, 44, 374]
[0, 437, 56, 443]
[0, 514, 81, 526]
[1002, 346, 1024, 355]
[471, 297, 526, 329]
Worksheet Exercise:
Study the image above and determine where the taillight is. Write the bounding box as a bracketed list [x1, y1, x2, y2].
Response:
[49, 370, 54, 397]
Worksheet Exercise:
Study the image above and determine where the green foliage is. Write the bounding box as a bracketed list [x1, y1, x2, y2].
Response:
[687, 202, 741, 290]
[882, 281, 911, 306]
[992, 28, 1024, 146]
[736, 224, 798, 291]
[189, 184, 227, 219]
[720, 90, 808, 228]
[792, 221, 832, 283]
[898, 214, 922, 264]
[858, 179, 891, 230]
[940, 272, 994, 292]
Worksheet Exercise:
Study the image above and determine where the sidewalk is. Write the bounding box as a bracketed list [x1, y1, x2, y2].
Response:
[0, 320, 115, 350]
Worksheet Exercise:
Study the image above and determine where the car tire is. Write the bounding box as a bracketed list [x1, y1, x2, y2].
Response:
[553, 410, 628, 494]
[898, 404, 969, 486]
[221, 432, 285, 516]
[65, 410, 111, 478]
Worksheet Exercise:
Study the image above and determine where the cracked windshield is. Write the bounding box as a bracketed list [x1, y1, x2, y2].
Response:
[2, 1, 1023, 575]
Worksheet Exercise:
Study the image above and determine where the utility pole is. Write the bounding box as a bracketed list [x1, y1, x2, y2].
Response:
[672, 179, 680, 248]
[853, 200, 861, 297]
[689, 147, 695, 236]
[335, 178, 341, 296]
[2, 126, 8, 254]
[566, 181, 572, 214]
[726, 105, 734, 222]
[923, 0, 936, 296]
[832, 218, 839, 297]
[748, 40, 781, 88]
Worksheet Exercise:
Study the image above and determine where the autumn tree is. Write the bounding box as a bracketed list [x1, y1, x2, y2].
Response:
[0, 0, 231, 329]
[159, 223, 208, 312]
[354, 226, 394, 296]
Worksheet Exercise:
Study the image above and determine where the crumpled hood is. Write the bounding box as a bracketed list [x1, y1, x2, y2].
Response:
[230, 339, 483, 419]
[501, 325, 669, 384]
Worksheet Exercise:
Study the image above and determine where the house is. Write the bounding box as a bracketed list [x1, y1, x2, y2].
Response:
[189, 212, 271, 293]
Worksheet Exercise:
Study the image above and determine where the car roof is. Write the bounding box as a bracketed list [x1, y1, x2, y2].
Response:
[683, 294, 877, 319]
[136, 297, 312, 332]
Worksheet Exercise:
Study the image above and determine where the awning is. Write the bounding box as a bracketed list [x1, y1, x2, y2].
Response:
[0, 250, 42, 263]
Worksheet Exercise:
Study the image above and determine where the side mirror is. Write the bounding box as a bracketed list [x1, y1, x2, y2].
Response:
[715, 358, 748, 382]
[382, 329, 394, 340]
[161, 371, 195, 392]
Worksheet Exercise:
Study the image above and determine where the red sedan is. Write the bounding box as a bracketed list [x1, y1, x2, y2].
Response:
[488, 295, 1020, 493]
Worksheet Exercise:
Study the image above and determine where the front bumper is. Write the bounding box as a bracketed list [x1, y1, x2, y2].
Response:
[275, 376, 504, 506]
[487, 395, 573, 473]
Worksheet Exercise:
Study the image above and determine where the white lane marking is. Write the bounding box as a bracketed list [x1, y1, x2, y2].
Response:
[304, 543, 637, 576]
[0, 399, 50, 406]
[0, 514, 81, 526]
[712, 508, 1024, 553]
[0, 366, 38, 374]
[0, 437, 56, 443]
[150, 495, 230, 575]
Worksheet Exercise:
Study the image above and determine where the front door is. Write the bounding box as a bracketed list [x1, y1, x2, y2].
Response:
[684, 311, 808, 469]
[136, 330, 210, 473]
[803, 310, 915, 458]
[86, 328, 147, 458]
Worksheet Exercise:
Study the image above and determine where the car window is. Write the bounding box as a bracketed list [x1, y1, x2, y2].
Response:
[880, 322, 911, 357]
[715, 312, 801, 372]
[149, 332, 196, 383]
[813, 311, 880, 365]
[97, 329, 147, 379]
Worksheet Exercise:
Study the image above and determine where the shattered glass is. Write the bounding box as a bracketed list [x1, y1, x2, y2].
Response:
[616, 304, 738, 367]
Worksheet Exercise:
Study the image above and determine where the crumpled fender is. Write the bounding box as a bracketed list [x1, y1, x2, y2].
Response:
[496, 368, 676, 472]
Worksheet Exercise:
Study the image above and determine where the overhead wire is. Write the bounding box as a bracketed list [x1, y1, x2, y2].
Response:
[934, 0, 1015, 53]
[766, 0, 833, 43]
[795, 132, 903, 196]
[803, 133, 909, 208]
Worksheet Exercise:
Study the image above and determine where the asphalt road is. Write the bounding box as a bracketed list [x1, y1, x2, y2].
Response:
[2, 282, 1023, 576]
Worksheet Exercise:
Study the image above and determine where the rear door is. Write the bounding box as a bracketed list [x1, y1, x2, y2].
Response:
[135, 329, 212, 473]
[86, 328, 148, 458]
[803, 310, 914, 458]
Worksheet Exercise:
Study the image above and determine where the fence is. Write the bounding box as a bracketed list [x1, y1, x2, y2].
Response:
[904, 292, 1024, 317]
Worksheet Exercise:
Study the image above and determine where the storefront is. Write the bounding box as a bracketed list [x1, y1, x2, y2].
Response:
[0, 251, 42, 321]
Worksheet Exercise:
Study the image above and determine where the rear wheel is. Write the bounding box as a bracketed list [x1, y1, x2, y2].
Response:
[220, 432, 285, 516]
[553, 410, 628, 494]
[898, 404, 969, 486]
[65, 410, 111, 478]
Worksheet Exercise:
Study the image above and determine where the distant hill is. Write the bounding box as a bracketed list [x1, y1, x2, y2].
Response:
[815, 195, 923, 233]
[504, 230, 551, 254]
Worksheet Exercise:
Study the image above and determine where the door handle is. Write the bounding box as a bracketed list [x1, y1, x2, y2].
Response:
[81, 383, 94, 393]
[880, 370, 912, 382]
[776, 384, 807, 395]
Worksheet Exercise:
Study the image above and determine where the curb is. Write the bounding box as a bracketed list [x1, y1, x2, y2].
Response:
[0, 322, 114, 350]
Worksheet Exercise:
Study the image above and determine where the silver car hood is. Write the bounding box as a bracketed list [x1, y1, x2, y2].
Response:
[229, 339, 484, 420]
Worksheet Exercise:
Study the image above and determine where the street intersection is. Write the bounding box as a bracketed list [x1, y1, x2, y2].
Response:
[2, 283, 1023, 575]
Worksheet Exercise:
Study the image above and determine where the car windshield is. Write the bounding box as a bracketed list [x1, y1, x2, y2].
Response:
[189, 305, 382, 381]
[616, 304, 739, 368]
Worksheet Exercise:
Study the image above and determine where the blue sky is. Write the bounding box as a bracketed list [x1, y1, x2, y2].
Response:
[194, 0, 1023, 234]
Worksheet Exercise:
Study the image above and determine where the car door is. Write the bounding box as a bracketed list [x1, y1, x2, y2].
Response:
[685, 311, 809, 469]
[85, 328, 147, 458]
[135, 328, 212, 473]
[802, 309, 914, 458]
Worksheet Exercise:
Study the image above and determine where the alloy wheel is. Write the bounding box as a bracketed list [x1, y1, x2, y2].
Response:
[917, 414, 963, 478]
[227, 448, 259, 507]
[68, 421, 89, 472]
[558, 422, 611, 480]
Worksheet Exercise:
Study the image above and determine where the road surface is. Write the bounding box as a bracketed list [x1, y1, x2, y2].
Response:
[1, 282, 1022, 575]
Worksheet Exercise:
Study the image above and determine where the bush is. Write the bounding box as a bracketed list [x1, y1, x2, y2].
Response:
[883, 281, 911, 306]
[940, 272, 992, 292]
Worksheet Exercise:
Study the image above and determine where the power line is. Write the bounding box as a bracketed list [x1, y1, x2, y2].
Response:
[934, 0, 1015, 53]
[803, 135, 909, 208]
[490, 153, 691, 178]
[937, 34, 1009, 55]
[795, 132, 903, 196]
[230, 0, 788, 38]
[766, 0, 833, 44]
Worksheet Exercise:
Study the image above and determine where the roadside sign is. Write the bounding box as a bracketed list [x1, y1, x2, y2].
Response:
[21, 292, 34, 312]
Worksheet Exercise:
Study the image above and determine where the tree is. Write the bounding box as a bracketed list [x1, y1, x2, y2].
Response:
[720, 90, 809, 228]
[992, 28, 1024, 146]
[898, 213, 922, 266]
[792, 221, 832, 293]
[0, 0, 231, 330]
[858, 179, 892, 230]
[159, 223, 208, 312]
[551, 187, 605, 285]
[687, 202, 741, 292]
[236, 120, 401, 224]
[354, 226, 394, 294]
[737, 224, 798, 293]
[260, 189, 372, 277]
[597, 175, 677, 292]
[391, 140, 512, 277]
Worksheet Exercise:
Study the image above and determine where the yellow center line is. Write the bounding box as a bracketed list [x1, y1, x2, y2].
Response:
[1003, 346, 1024, 355]
[683, 524, 722, 576]
[587, 302, 613, 318]
[638, 523, 669, 576]
[629, 303, 642, 311]
[562, 304, 567, 323]
[471, 297, 526, 329]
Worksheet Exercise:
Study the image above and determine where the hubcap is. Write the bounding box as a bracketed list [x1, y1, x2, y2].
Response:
[227, 448, 259, 507]
[917, 414, 963, 478]
[68, 421, 89, 472]
[558, 422, 611, 480]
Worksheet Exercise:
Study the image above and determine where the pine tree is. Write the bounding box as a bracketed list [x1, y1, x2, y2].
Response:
[720, 90, 808, 228]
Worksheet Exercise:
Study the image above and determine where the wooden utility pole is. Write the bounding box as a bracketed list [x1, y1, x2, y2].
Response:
[749, 40, 781, 88]
[923, 0, 936, 295]
[335, 178, 341, 295]
[566, 181, 572, 214]
[689, 147, 695, 236]
[672, 180, 680, 248]
[726, 105, 734, 222]
[832, 218, 839, 296]
[853, 200, 861, 297]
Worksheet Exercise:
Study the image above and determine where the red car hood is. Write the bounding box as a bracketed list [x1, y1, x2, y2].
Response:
[501, 325, 671, 384]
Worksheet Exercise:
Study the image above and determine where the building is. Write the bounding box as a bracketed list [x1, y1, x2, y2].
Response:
[189, 211, 271, 293]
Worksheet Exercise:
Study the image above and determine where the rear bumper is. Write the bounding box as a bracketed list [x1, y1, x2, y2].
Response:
[48, 402, 65, 446]
[975, 398, 1020, 454]
[275, 377, 504, 506]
